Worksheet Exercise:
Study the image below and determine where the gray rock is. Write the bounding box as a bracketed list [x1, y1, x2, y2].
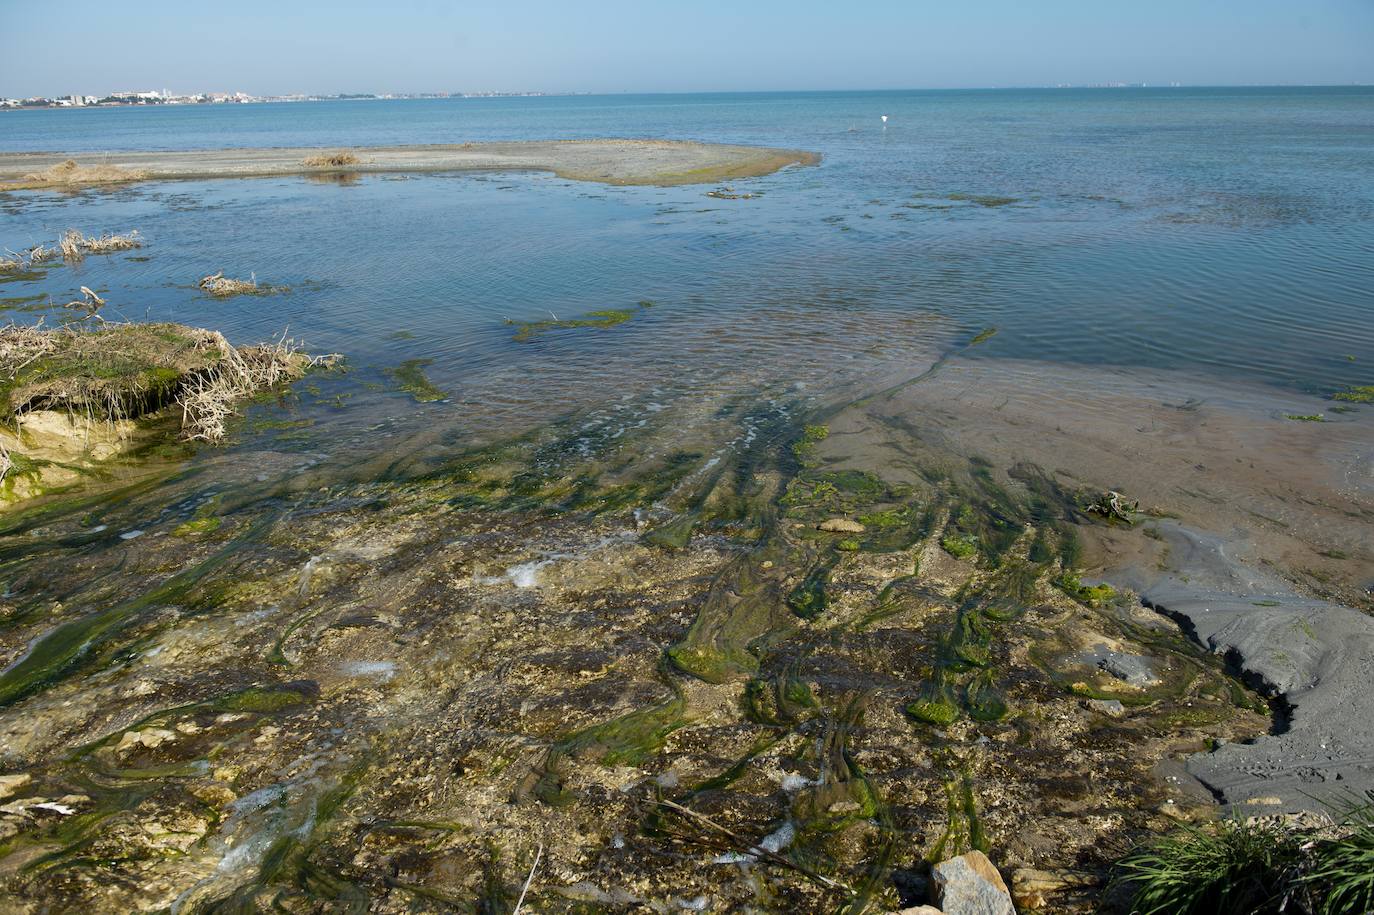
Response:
[1078, 644, 1160, 688]
[933, 851, 1015, 915]
[1087, 698, 1126, 717]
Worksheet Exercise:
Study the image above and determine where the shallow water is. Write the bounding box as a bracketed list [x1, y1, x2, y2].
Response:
[4, 88, 1374, 432]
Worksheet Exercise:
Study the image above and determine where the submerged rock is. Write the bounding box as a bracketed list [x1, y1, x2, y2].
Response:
[818, 517, 865, 533]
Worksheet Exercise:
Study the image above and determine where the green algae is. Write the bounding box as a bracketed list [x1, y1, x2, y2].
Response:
[1333, 386, 1374, 403]
[930, 771, 990, 860]
[907, 688, 961, 727]
[1285, 413, 1325, 422]
[947, 193, 1018, 208]
[941, 533, 978, 560]
[964, 670, 1009, 721]
[384, 359, 447, 402]
[744, 668, 817, 726]
[969, 327, 998, 346]
[1055, 571, 1118, 608]
[508, 305, 642, 342]
[0, 515, 270, 708]
[643, 512, 697, 549]
[791, 423, 829, 466]
[172, 515, 221, 537]
[787, 561, 833, 620]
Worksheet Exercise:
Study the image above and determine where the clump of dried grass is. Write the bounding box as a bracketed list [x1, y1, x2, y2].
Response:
[198, 271, 266, 297]
[1, 242, 61, 272]
[60, 228, 142, 261]
[178, 333, 330, 441]
[24, 243, 58, 264]
[179, 336, 332, 441]
[8, 159, 149, 191]
[0, 321, 335, 444]
[302, 150, 361, 168]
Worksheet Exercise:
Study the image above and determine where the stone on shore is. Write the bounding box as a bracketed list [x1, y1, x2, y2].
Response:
[932, 851, 1016, 915]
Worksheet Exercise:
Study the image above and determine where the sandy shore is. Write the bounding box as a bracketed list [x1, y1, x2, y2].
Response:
[0, 140, 820, 190]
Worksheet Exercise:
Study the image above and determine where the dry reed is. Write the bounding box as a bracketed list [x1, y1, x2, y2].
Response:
[60, 228, 142, 261]
[7, 159, 149, 191]
[178, 333, 333, 441]
[198, 271, 263, 297]
[62, 286, 107, 315]
[302, 150, 361, 168]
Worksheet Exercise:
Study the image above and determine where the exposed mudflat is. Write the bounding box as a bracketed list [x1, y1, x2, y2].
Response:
[0, 140, 820, 189]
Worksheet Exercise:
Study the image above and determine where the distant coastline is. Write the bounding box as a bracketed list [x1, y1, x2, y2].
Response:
[5, 83, 1370, 111]
[1, 90, 570, 111]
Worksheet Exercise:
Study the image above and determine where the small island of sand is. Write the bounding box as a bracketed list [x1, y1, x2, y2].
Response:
[0, 140, 820, 191]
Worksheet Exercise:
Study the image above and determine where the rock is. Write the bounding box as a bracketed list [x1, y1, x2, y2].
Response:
[1086, 698, 1126, 717]
[1078, 643, 1160, 688]
[933, 851, 1015, 915]
[1099, 652, 1160, 687]
[1010, 867, 1096, 908]
[1011, 868, 1062, 909]
[0, 773, 31, 801]
[818, 518, 865, 533]
[115, 728, 176, 755]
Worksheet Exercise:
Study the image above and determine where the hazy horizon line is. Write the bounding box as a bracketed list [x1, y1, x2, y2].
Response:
[6, 82, 1372, 101]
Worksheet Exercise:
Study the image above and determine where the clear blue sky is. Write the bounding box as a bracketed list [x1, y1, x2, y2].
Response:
[2, 0, 1371, 97]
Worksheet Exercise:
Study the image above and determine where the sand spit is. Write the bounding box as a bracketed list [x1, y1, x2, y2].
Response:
[829, 356, 1374, 813]
[0, 140, 821, 190]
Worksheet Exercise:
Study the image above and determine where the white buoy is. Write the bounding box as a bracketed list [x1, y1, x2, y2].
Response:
[881, 114, 889, 124]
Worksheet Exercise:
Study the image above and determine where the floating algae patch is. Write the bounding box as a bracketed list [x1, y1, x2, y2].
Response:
[1333, 385, 1374, 403]
[384, 358, 447, 402]
[507, 303, 649, 342]
[946, 193, 1019, 208]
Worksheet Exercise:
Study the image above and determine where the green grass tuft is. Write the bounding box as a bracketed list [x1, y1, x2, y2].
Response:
[1111, 796, 1374, 915]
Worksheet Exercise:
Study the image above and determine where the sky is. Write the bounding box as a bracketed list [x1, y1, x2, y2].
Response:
[2, 0, 1372, 97]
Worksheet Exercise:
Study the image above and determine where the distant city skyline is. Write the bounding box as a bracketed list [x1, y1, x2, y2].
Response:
[2, 0, 1372, 99]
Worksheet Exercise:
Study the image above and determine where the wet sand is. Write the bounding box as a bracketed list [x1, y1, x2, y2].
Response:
[0, 140, 820, 189]
[827, 356, 1374, 813]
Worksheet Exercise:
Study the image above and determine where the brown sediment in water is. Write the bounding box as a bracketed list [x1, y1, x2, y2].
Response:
[6, 345, 1366, 911]
[0, 140, 821, 191]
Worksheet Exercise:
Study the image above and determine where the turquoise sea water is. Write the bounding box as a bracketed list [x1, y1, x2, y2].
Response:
[2, 88, 1372, 443]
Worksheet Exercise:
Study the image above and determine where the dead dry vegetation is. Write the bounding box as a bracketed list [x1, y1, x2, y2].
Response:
[197, 271, 273, 298]
[302, 149, 361, 168]
[0, 321, 330, 443]
[59, 228, 142, 260]
[3, 158, 149, 191]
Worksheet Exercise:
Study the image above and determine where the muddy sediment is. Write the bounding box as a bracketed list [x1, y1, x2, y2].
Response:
[0, 141, 821, 191]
